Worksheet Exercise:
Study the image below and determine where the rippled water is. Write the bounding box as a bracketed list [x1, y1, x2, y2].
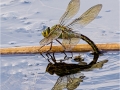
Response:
[1, 51, 119, 90]
[1, 0, 119, 90]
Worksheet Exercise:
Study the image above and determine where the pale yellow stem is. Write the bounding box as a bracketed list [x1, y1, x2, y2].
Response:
[0, 43, 119, 55]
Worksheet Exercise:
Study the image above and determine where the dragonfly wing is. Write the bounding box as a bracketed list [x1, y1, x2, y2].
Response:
[52, 73, 84, 90]
[62, 30, 81, 51]
[66, 74, 85, 90]
[67, 4, 102, 30]
[52, 77, 67, 90]
[62, 38, 80, 51]
[59, 0, 80, 25]
[39, 28, 62, 46]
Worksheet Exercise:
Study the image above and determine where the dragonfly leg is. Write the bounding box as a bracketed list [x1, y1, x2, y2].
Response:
[49, 42, 53, 51]
[63, 50, 68, 59]
[46, 42, 53, 53]
[52, 53, 57, 63]
[63, 51, 73, 60]
[40, 52, 51, 63]
[39, 45, 45, 53]
[39, 41, 52, 53]
[39, 44, 52, 63]
[70, 51, 73, 58]
[52, 53, 56, 60]
[46, 53, 53, 63]
[46, 52, 51, 58]
[47, 52, 56, 63]
[56, 39, 70, 58]
[56, 39, 66, 50]
[40, 53, 46, 59]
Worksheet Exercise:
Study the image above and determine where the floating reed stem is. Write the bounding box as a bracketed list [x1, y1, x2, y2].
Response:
[0, 43, 119, 55]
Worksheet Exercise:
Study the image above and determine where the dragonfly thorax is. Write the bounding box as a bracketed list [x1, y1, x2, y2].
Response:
[42, 24, 80, 39]
[42, 24, 70, 38]
[51, 24, 69, 31]
[51, 24, 81, 39]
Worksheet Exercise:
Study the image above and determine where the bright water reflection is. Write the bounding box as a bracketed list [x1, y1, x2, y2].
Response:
[1, 51, 119, 90]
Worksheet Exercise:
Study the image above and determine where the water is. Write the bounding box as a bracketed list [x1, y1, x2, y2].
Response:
[1, 51, 119, 90]
[1, 0, 119, 90]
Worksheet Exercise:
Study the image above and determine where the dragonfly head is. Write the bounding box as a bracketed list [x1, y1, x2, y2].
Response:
[42, 27, 51, 37]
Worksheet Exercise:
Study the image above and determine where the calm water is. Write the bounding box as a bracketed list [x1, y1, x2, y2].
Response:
[1, 51, 119, 90]
[1, 0, 119, 89]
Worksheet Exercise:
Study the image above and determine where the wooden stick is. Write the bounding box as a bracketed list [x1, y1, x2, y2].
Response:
[0, 43, 119, 55]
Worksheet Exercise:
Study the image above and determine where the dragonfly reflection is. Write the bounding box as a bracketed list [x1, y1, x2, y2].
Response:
[52, 72, 85, 90]
[45, 53, 108, 90]
[40, 0, 102, 54]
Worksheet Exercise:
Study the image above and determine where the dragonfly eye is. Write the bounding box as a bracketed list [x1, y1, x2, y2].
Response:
[42, 27, 51, 37]
[43, 27, 51, 37]
[47, 27, 50, 34]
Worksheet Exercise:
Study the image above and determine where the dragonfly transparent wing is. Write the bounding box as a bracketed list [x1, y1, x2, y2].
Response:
[39, 28, 62, 46]
[61, 30, 81, 51]
[66, 75, 85, 90]
[52, 76, 67, 90]
[62, 38, 80, 51]
[67, 4, 102, 30]
[59, 0, 80, 25]
[52, 72, 84, 90]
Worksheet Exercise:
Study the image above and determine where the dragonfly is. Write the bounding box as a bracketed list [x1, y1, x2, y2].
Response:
[40, 0, 102, 53]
